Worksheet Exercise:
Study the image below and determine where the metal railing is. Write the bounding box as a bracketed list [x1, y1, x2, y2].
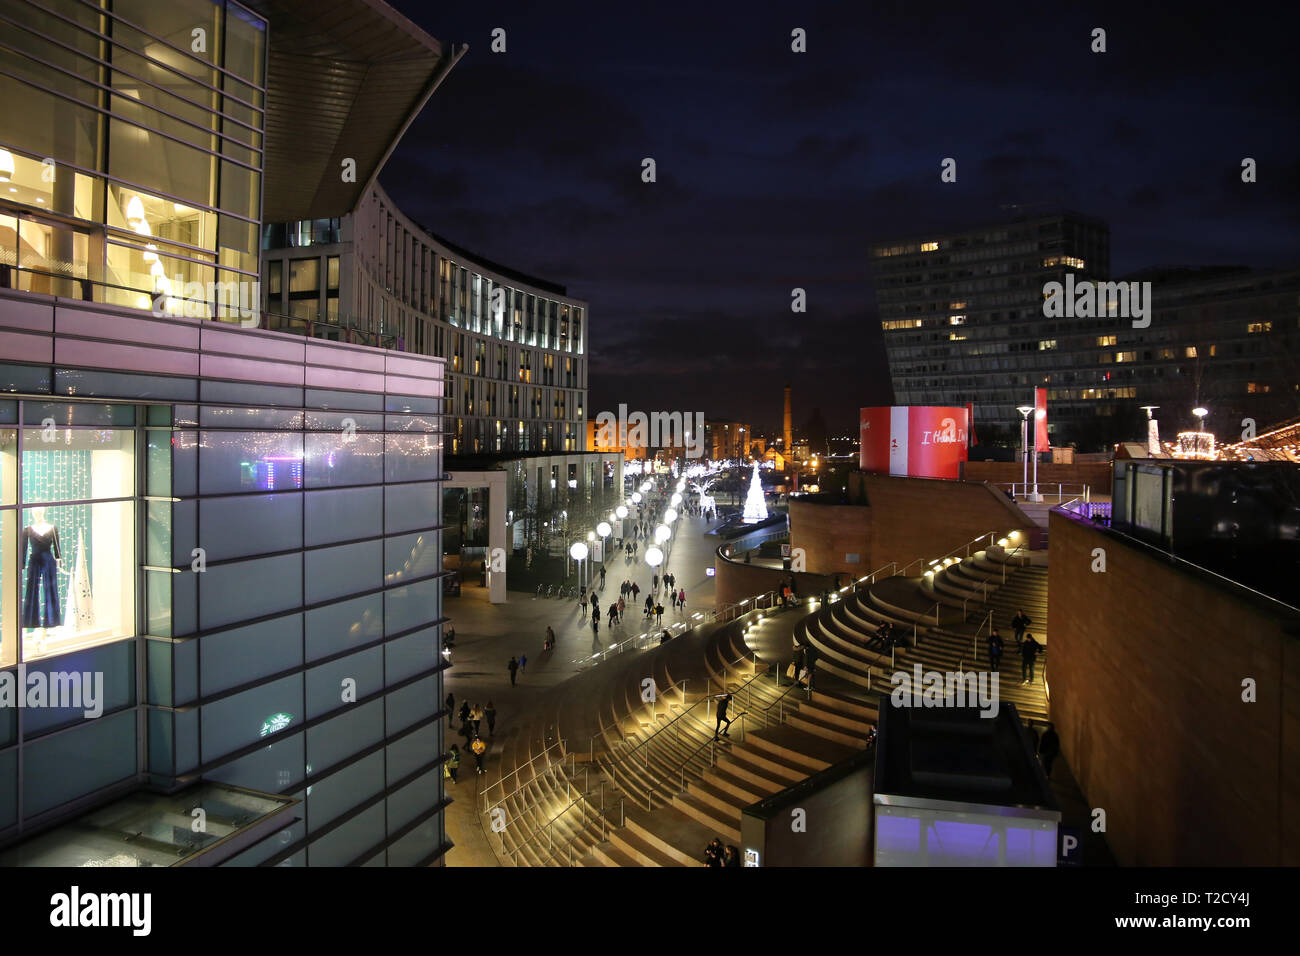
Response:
[998, 482, 1091, 503]
[479, 738, 568, 816]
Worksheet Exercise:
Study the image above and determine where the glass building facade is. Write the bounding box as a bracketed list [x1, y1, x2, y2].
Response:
[0, 329, 449, 866]
[0, 0, 266, 320]
[0, 0, 456, 865]
[262, 184, 589, 458]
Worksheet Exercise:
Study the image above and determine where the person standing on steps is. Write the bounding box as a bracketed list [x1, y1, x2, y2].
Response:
[507, 656, 519, 687]
[988, 629, 1004, 673]
[713, 693, 734, 740]
[1038, 722, 1060, 777]
[1020, 633, 1042, 684]
[1011, 609, 1030, 644]
[485, 700, 497, 737]
[471, 735, 487, 775]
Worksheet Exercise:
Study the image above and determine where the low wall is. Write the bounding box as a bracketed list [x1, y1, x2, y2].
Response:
[859, 474, 1035, 572]
[962, 460, 1113, 495]
[713, 549, 833, 606]
[1048, 509, 1300, 865]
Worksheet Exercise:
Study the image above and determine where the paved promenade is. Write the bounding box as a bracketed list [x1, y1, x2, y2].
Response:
[441, 505, 725, 865]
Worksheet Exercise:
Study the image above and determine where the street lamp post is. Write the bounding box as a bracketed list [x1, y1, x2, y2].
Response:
[570, 541, 588, 590]
[1016, 406, 1034, 498]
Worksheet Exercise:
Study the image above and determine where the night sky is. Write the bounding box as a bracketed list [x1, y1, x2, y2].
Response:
[381, 1, 1299, 437]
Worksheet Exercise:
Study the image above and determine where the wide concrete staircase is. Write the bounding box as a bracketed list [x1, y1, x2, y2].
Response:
[477, 608, 879, 866]
[799, 543, 1050, 721]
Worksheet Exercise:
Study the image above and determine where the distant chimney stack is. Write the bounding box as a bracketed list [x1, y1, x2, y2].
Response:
[783, 385, 792, 458]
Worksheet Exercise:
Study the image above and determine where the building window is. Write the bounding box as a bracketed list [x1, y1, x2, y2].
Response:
[1, 418, 137, 665]
[920, 241, 939, 252]
[1115, 351, 1137, 363]
[1247, 321, 1272, 333]
[1096, 335, 1117, 347]
[1247, 382, 1270, 393]
[1039, 340, 1057, 350]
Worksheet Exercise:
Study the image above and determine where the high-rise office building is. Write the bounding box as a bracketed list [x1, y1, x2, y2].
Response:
[0, 0, 455, 866]
[870, 210, 1110, 446]
[870, 211, 1299, 448]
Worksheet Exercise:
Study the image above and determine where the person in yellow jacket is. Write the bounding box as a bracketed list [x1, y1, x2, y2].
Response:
[471, 736, 487, 775]
[444, 745, 460, 784]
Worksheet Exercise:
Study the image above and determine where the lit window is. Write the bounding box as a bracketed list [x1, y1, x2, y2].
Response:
[1185, 346, 1197, 358]
[1247, 321, 1272, 333]
[949, 315, 966, 325]
[1096, 335, 1117, 347]
[1115, 351, 1137, 363]
[1247, 382, 1271, 393]
[921, 241, 939, 252]
[949, 333, 966, 341]
[949, 301, 967, 310]
[1039, 340, 1057, 350]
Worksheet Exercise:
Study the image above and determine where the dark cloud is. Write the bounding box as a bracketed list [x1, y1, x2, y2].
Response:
[379, 0, 1300, 435]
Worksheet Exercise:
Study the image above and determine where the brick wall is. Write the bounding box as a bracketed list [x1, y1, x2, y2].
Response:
[963, 460, 1113, 496]
[1048, 509, 1300, 865]
[788, 500, 871, 576]
[860, 475, 1036, 572]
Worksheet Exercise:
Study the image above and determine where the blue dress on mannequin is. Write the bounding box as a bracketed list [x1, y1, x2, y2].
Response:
[22, 524, 62, 628]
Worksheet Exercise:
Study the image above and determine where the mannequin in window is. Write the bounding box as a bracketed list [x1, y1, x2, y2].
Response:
[22, 508, 62, 630]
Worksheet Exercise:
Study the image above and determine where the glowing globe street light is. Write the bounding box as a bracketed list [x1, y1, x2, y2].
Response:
[615, 505, 628, 519]
[570, 541, 589, 589]
[645, 546, 664, 568]
[671, 492, 682, 507]
[664, 509, 677, 523]
[654, 524, 670, 544]
[631, 492, 642, 504]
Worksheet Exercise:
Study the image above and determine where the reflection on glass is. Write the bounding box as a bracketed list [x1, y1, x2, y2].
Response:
[21, 428, 135, 502]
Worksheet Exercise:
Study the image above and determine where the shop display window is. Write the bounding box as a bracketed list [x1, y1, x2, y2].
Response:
[8, 424, 137, 663]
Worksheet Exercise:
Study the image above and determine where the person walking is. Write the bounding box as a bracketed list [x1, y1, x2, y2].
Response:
[507, 656, 519, 687]
[471, 735, 487, 775]
[988, 629, 1004, 673]
[470, 703, 482, 737]
[519, 652, 528, 675]
[545, 625, 555, 650]
[1038, 722, 1060, 777]
[1011, 609, 1031, 643]
[678, 588, 686, 612]
[445, 745, 460, 784]
[590, 594, 599, 620]
[580, 593, 588, 620]
[644, 593, 654, 617]
[445, 692, 456, 727]
[714, 693, 734, 740]
[485, 700, 497, 736]
[1020, 633, 1042, 684]
[608, 603, 618, 627]
[654, 601, 664, 625]
[458, 700, 470, 728]
[591, 615, 600, 640]
[617, 596, 626, 622]
[600, 565, 607, 588]
[631, 582, 640, 602]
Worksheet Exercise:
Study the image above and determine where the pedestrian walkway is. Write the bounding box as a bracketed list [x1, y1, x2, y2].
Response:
[440, 507, 723, 865]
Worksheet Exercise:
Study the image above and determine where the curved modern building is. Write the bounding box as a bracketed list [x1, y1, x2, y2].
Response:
[263, 182, 589, 457]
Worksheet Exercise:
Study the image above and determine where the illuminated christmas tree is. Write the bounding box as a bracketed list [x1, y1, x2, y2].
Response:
[742, 462, 768, 524]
